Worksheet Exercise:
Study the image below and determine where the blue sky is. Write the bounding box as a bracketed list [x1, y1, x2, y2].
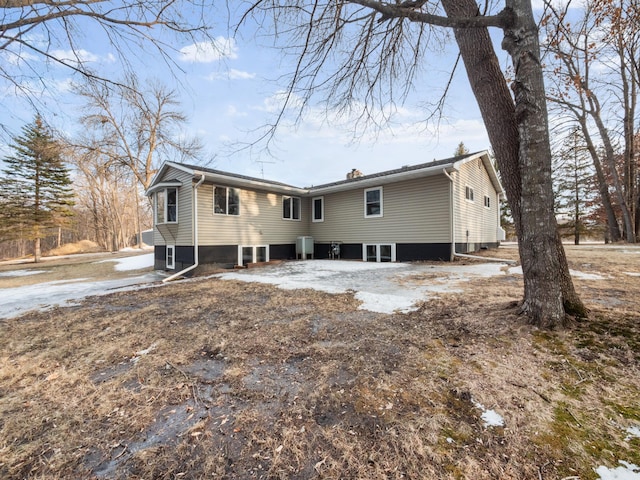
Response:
[0, 3, 519, 188]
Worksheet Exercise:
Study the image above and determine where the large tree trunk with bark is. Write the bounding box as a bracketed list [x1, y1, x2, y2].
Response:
[442, 0, 586, 327]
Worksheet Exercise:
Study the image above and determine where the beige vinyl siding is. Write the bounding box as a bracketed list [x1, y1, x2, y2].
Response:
[153, 169, 194, 246]
[310, 176, 451, 243]
[453, 159, 499, 244]
[197, 184, 309, 245]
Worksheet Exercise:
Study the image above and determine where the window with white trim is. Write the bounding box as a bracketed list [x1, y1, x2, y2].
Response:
[363, 243, 396, 262]
[156, 187, 178, 223]
[214, 186, 240, 215]
[364, 187, 383, 218]
[484, 195, 491, 208]
[465, 186, 475, 202]
[166, 245, 175, 269]
[283, 196, 301, 220]
[312, 196, 324, 222]
[239, 245, 269, 266]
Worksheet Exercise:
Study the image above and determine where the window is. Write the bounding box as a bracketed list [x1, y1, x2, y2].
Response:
[484, 195, 491, 208]
[238, 245, 269, 266]
[166, 245, 175, 269]
[363, 244, 396, 262]
[214, 186, 240, 215]
[364, 187, 383, 218]
[312, 197, 324, 222]
[465, 186, 475, 202]
[156, 187, 178, 223]
[283, 196, 301, 220]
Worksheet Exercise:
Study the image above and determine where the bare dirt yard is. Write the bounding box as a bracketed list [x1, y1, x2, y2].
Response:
[1, 245, 639, 479]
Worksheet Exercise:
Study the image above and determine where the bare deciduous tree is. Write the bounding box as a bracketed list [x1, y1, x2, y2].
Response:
[543, 0, 639, 242]
[75, 75, 202, 191]
[239, 0, 586, 327]
[0, 0, 216, 132]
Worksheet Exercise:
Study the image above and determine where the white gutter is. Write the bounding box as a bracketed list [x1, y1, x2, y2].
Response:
[162, 174, 205, 283]
[442, 169, 456, 261]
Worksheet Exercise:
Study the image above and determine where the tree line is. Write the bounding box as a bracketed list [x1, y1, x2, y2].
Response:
[0, 78, 200, 262]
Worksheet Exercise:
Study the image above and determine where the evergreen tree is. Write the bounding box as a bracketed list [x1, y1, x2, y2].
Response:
[0, 116, 75, 262]
[553, 129, 596, 245]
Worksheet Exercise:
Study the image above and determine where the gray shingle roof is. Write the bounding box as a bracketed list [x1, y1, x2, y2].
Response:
[306, 152, 479, 189]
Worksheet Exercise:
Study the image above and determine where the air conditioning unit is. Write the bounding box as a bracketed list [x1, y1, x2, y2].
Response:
[296, 236, 314, 260]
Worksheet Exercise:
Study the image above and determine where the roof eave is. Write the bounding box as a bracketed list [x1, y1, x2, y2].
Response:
[309, 163, 456, 194]
[194, 170, 308, 196]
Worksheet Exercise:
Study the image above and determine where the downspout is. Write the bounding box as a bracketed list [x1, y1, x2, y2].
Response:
[443, 169, 455, 261]
[163, 174, 205, 282]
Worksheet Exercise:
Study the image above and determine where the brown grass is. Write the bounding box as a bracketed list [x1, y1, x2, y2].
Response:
[1, 245, 639, 479]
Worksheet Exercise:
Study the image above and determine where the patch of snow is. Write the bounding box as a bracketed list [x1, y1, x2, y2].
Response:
[595, 461, 640, 480]
[570, 270, 607, 280]
[473, 400, 505, 428]
[507, 265, 606, 280]
[508, 266, 523, 275]
[96, 253, 155, 271]
[0, 269, 48, 277]
[0, 273, 161, 319]
[626, 426, 640, 441]
[217, 260, 508, 314]
[624, 272, 640, 277]
[446, 437, 455, 444]
[481, 409, 505, 428]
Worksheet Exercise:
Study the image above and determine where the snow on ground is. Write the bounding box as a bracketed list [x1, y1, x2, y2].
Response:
[0, 251, 159, 319]
[595, 461, 640, 480]
[0, 273, 161, 319]
[472, 400, 505, 428]
[0, 269, 48, 277]
[626, 426, 640, 441]
[508, 265, 608, 280]
[624, 272, 640, 277]
[96, 253, 155, 271]
[217, 260, 508, 314]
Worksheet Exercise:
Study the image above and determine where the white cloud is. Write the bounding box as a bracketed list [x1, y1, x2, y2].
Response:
[205, 68, 256, 81]
[50, 49, 101, 64]
[225, 105, 247, 117]
[229, 69, 255, 80]
[179, 37, 238, 63]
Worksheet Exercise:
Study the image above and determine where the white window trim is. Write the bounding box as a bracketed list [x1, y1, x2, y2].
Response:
[238, 245, 270, 266]
[213, 185, 241, 216]
[364, 186, 383, 218]
[465, 185, 475, 203]
[166, 245, 175, 269]
[282, 196, 301, 221]
[312, 196, 324, 222]
[362, 243, 396, 262]
[484, 195, 491, 209]
[156, 187, 179, 224]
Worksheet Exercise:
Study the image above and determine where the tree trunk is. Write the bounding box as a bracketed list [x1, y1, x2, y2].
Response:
[591, 106, 635, 242]
[579, 117, 622, 242]
[442, 0, 586, 326]
[34, 237, 41, 263]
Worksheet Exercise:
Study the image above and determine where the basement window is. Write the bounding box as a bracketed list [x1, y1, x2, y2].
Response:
[166, 245, 175, 269]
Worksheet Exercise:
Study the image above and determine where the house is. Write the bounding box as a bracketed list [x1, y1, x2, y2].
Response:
[145, 150, 505, 274]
